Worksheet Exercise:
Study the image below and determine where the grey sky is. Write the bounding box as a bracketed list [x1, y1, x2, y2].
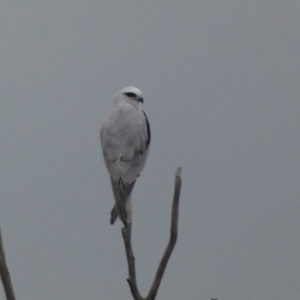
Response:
[0, 1, 299, 299]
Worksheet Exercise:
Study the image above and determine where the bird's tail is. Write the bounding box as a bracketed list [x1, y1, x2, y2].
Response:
[110, 205, 118, 225]
[110, 177, 135, 225]
[110, 195, 132, 225]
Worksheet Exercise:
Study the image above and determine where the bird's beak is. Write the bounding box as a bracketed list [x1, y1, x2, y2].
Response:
[139, 97, 144, 103]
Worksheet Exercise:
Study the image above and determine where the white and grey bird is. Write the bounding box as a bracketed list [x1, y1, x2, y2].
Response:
[100, 87, 151, 226]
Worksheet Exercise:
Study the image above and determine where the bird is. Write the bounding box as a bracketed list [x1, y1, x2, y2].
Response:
[100, 87, 151, 226]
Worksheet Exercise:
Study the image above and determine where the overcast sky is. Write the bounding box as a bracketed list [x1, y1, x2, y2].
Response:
[0, 1, 299, 299]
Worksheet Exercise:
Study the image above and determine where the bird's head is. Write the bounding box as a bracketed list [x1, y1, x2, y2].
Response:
[114, 86, 144, 108]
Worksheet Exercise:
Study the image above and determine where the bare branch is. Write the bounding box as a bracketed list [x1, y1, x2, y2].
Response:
[122, 224, 143, 300]
[121, 167, 182, 300]
[146, 167, 182, 300]
[0, 226, 16, 300]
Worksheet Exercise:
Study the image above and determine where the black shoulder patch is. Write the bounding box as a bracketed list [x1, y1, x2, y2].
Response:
[142, 110, 151, 148]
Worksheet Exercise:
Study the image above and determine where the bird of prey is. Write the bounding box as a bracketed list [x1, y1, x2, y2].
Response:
[100, 87, 151, 226]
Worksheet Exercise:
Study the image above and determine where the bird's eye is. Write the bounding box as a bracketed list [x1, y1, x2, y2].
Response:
[124, 92, 136, 98]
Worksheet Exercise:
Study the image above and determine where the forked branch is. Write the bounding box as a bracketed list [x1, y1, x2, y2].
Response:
[122, 167, 182, 300]
[0, 226, 16, 300]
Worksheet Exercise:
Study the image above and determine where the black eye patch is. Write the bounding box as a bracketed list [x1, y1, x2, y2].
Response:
[124, 92, 136, 98]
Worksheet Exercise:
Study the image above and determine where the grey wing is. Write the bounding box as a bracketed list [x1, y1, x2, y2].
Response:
[107, 144, 149, 225]
[120, 110, 150, 184]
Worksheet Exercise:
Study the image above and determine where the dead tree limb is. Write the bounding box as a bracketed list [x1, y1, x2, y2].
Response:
[0, 226, 16, 300]
[122, 167, 182, 300]
[122, 224, 143, 300]
[146, 167, 181, 300]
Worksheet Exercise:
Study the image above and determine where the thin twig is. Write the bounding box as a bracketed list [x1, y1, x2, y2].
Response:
[0, 226, 16, 300]
[146, 167, 182, 300]
[121, 167, 182, 300]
